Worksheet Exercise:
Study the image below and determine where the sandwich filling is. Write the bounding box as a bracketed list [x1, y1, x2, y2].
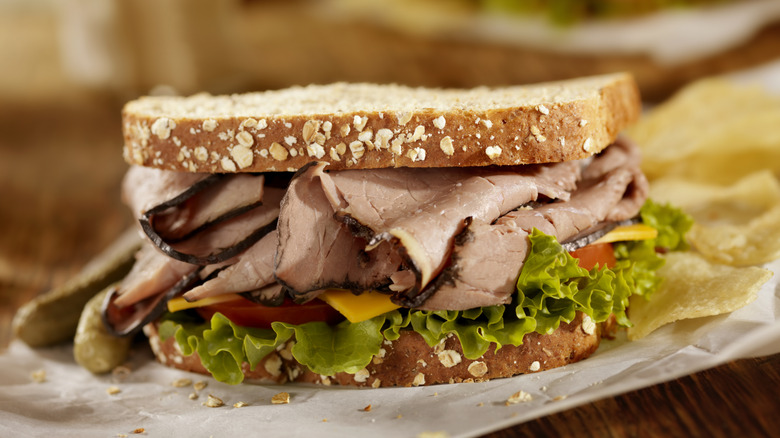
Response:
[103, 137, 692, 384]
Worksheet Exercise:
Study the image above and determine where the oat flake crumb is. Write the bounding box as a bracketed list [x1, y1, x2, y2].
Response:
[231, 145, 254, 169]
[362, 404, 372, 412]
[233, 401, 248, 408]
[506, 390, 533, 405]
[583, 137, 594, 153]
[132, 428, 145, 435]
[271, 392, 290, 404]
[151, 117, 175, 139]
[31, 369, 46, 383]
[202, 119, 218, 132]
[204, 394, 224, 408]
[354, 368, 370, 383]
[171, 378, 192, 388]
[467, 361, 488, 377]
[437, 350, 462, 368]
[220, 157, 237, 172]
[485, 146, 502, 160]
[439, 136, 454, 156]
[417, 431, 450, 438]
[581, 315, 596, 335]
[107, 386, 121, 395]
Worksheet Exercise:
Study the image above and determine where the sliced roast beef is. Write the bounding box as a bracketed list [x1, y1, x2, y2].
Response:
[122, 166, 209, 215]
[103, 269, 202, 337]
[151, 174, 266, 241]
[275, 160, 581, 298]
[113, 243, 199, 308]
[183, 230, 279, 301]
[123, 165, 275, 265]
[325, 163, 579, 289]
[416, 139, 649, 310]
[275, 162, 405, 298]
[161, 186, 283, 263]
[123, 167, 265, 240]
[114, 178, 284, 308]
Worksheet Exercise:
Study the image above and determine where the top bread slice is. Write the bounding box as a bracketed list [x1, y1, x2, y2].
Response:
[122, 72, 640, 173]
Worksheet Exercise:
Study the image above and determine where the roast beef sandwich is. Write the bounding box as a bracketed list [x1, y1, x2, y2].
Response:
[102, 72, 691, 387]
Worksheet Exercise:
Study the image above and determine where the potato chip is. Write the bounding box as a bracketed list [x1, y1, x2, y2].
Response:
[627, 252, 772, 340]
[649, 170, 780, 225]
[627, 79, 780, 185]
[688, 205, 780, 266]
[649, 171, 780, 266]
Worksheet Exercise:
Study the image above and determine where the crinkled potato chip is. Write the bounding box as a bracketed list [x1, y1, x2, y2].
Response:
[625, 76, 780, 340]
[649, 170, 780, 225]
[627, 79, 780, 185]
[650, 171, 780, 266]
[627, 252, 772, 340]
[688, 205, 780, 266]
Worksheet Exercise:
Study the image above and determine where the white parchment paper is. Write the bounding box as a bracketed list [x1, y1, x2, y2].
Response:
[1, 257, 777, 438]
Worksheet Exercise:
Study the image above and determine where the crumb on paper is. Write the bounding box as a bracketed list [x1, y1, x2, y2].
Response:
[396, 414, 403, 419]
[116, 434, 128, 438]
[553, 395, 568, 401]
[193, 381, 208, 392]
[31, 369, 46, 383]
[271, 392, 290, 404]
[107, 386, 121, 395]
[362, 404, 372, 412]
[417, 432, 449, 438]
[233, 401, 248, 408]
[171, 378, 192, 388]
[189, 393, 198, 400]
[132, 428, 145, 434]
[476, 402, 484, 407]
[506, 390, 533, 405]
[322, 418, 328, 422]
[203, 394, 224, 408]
[112, 365, 132, 380]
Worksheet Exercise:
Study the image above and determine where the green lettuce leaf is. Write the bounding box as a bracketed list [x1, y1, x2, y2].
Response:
[639, 199, 693, 252]
[158, 200, 692, 384]
[515, 228, 634, 330]
[159, 311, 390, 383]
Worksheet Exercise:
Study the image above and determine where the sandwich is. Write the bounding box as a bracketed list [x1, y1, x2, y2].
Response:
[102, 72, 691, 387]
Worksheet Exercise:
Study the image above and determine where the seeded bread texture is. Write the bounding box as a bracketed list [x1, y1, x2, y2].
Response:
[145, 312, 615, 387]
[122, 73, 640, 173]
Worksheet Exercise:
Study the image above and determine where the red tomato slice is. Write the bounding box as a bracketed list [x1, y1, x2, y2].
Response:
[196, 297, 344, 329]
[570, 242, 617, 271]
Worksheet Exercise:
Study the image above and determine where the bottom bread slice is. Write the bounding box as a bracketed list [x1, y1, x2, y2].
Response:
[144, 312, 615, 387]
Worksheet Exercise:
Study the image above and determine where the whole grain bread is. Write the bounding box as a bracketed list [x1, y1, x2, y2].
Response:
[144, 312, 616, 387]
[122, 73, 640, 173]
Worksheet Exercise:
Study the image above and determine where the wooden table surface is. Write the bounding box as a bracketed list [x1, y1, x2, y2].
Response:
[1, 94, 779, 438]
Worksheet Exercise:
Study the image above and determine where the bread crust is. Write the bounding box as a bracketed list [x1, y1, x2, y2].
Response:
[144, 312, 615, 387]
[122, 74, 640, 173]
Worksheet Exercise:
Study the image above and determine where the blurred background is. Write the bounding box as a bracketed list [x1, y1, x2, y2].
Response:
[2, 0, 780, 347]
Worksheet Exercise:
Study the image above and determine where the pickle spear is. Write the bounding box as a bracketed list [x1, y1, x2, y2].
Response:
[74, 285, 133, 373]
[12, 228, 141, 347]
